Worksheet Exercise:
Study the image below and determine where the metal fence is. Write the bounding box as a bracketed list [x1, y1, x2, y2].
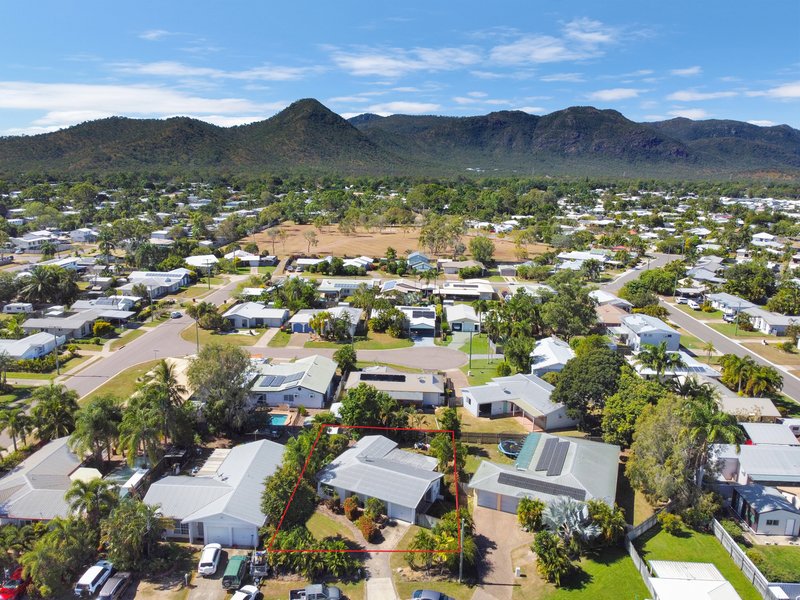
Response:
[711, 519, 779, 600]
[460, 431, 528, 444]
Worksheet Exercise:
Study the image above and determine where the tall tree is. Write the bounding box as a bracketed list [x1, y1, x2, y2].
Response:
[101, 498, 170, 569]
[118, 392, 163, 467]
[0, 407, 32, 452]
[339, 383, 408, 429]
[469, 235, 495, 264]
[68, 394, 122, 463]
[30, 384, 79, 442]
[65, 478, 118, 529]
[187, 343, 251, 433]
[635, 342, 686, 377]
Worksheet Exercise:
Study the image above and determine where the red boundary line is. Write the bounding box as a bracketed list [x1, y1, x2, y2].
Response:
[267, 424, 461, 554]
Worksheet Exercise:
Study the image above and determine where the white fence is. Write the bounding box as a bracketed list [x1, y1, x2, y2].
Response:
[623, 512, 661, 599]
[711, 519, 779, 600]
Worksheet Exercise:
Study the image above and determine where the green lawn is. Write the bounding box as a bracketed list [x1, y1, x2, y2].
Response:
[673, 304, 724, 320]
[464, 442, 514, 474]
[305, 333, 413, 350]
[58, 354, 94, 373]
[390, 525, 475, 600]
[305, 511, 358, 543]
[0, 386, 34, 405]
[71, 341, 106, 351]
[709, 322, 767, 339]
[257, 265, 276, 275]
[455, 406, 528, 434]
[109, 328, 147, 350]
[772, 394, 800, 418]
[5, 371, 54, 381]
[459, 333, 491, 355]
[615, 461, 656, 526]
[513, 545, 650, 600]
[81, 359, 161, 404]
[741, 342, 800, 366]
[180, 325, 258, 347]
[636, 526, 760, 600]
[460, 358, 501, 386]
[750, 544, 800, 582]
[267, 330, 292, 347]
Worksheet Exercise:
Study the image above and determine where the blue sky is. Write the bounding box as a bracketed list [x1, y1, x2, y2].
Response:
[1, 0, 799, 135]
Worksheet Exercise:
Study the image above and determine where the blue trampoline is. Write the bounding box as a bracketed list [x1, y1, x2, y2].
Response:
[498, 439, 523, 458]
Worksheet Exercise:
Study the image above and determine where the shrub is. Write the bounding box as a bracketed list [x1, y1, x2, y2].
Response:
[355, 515, 378, 542]
[682, 492, 721, 531]
[343, 495, 360, 521]
[747, 548, 800, 582]
[720, 519, 746, 545]
[92, 320, 114, 337]
[657, 512, 684, 535]
[778, 341, 796, 353]
[364, 497, 385, 520]
[324, 492, 341, 514]
[517, 497, 546, 531]
[495, 361, 512, 376]
[459, 266, 484, 279]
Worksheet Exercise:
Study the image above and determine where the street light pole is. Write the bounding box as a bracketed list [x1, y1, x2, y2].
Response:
[469, 329, 473, 370]
[458, 517, 465, 583]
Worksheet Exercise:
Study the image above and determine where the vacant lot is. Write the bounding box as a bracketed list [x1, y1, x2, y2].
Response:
[252, 223, 550, 262]
[741, 342, 800, 366]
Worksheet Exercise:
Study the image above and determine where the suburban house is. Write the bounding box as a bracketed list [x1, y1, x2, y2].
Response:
[714, 444, 800, 487]
[437, 280, 494, 301]
[505, 283, 556, 303]
[618, 314, 680, 352]
[317, 279, 379, 302]
[648, 562, 743, 600]
[468, 432, 619, 514]
[224, 249, 263, 266]
[342, 256, 373, 270]
[21, 306, 134, 339]
[120, 268, 192, 298]
[740, 307, 798, 336]
[344, 366, 445, 407]
[0, 437, 85, 524]
[380, 279, 431, 298]
[143, 440, 283, 547]
[705, 292, 756, 315]
[686, 266, 726, 285]
[10, 230, 70, 253]
[445, 304, 481, 332]
[596, 303, 628, 328]
[438, 259, 484, 275]
[69, 227, 99, 243]
[462, 373, 577, 431]
[222, 303, 289, 329]
[0, 332, 64, 360]
[185, 254, 218, 270]
[588, 290, 632, 312]
[247, 355, 338, 409]
[317, 435, 443, 523]
[716, 395, 782, 423]
[630, 351, 720, 379]
[730, 484, 800, 537]
[529, 336, 575, 377]
[287, 306, 362, 337]
[372, 305, 437, 338]
[740, 423, 800, 446]
[406, 252, 433, 272]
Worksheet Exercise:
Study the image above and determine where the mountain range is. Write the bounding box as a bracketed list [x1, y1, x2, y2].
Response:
[1, 98, 799, 179]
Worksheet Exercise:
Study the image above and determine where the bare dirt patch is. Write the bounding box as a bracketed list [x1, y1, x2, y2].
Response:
[252, 224, 550, 262]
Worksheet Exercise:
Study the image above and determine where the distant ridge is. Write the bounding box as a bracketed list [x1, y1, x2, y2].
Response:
[0, 98, 798, 178]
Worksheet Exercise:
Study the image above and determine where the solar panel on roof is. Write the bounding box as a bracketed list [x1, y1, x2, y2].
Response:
[285, 372, 303, 383]
[534, 437, 558, 471]
[259, 375, 275, 387]
[547, 441, 569, 476]
[497, 472, 586, 501]
[361, 373, 406, 383]
[272, 375, 286, 387]
[515, 433, 540, 471]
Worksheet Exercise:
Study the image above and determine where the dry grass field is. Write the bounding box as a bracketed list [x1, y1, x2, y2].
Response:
[252, 223, 551, 262]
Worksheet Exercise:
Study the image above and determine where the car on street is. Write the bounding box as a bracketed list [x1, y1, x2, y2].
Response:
[97, 572, 132, 600]
[170, 310, 182, 318]
[412, 591, 455, 600]
[74, 560, 114, 597]
[231, 584, 262, 600]
[0, 567, 30, 600]
[198, 543, 223, 577]
[687, 299, 701, 310]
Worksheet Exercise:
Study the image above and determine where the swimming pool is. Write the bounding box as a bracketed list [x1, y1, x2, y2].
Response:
[271, 414, 289, 426]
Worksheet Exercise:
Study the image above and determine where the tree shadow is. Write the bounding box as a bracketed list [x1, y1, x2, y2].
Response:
[559, 565, 592, 590]
[467, 444, 490, 458]
[615, 460, 636, 526]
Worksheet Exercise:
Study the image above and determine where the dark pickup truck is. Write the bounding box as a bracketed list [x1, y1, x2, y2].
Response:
[289, 584, 342, 600]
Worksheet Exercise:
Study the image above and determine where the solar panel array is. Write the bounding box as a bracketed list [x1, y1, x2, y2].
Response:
[412, 310, 435, 318]
[533, 438, 569, 476]
[497, 472, 586, 501]
[258, 371, 304, 388]
[361, 373, 406, 383]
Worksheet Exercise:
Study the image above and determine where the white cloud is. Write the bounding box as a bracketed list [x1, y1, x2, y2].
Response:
[113, 61, 321, 82]
[671, 66, 702, 76]
[327, 96, 371, 104]
[452, 96, 510, 106]
[366, 101, 440, 115]
[0, 81, 285, 133]
[513, 106, 546, 114]
[747, 119, 775, 127]
[331, 46, 481, 77]
[748, 81, 800, 99]
[139, 29, 173, 41]
[668, 108, 709, 119]
[181, 114, 269, 127]
[667, 90, 737, 101]
[541, 72, 584, 82]
[563, 18, 616, 45]
[587, 88, 642, 101]
[490, 35, 587, 64]
[468, 91, 488, 98]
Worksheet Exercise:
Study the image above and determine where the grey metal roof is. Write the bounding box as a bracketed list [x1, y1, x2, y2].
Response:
[621, 313, 677, 335]
[705, 293, 756, 310]
[317, 436, 442, 509]
[463, 374, 560, 419]
[143, 440, 283, 527]
[715, 444, 800, 483]
[0, 437, 82, 521]
[469, 433, 619, 504]
[740, 423, 799, 446]
[735, 484, 800, 515]
[249, 355, 337, 395]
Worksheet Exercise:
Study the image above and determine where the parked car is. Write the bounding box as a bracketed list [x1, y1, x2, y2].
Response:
[289, 583, 342, 600]
[723, 312, 737, 323]
[222, 555, 249, 590]
[198, 543, 223, 577]
[97, 572, 131, 600]
[687, 299, 701, 310]
[675, 296, 688, 304]
[231, 584, 262, 600]
[412, 591, 455, 600]
[0, 567, 30, 600]
[74, 561, 114, 597]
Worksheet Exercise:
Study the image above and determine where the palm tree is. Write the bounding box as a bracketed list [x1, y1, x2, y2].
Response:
[38, 240, 57, 259]
[69, 394, 122, 463]
[0, 408, 32, 452]
[118, 394, 163, 467]
[667, 376, 717, 401]
[635, 342, 686, 377]
[30, 383, 79, 442]
[683, 395, 745, 483]
[96, 227, 116, 268]
[720, 354, 756, 393]
[743, 365, 783, 397]
[702, 341, 716, 364]
[65, 478, 118, 528]
[0, 351, 14, 388]
[149, 360, 187, 407]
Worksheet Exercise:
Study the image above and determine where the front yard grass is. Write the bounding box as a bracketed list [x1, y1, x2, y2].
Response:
[267, 330, 292, 347]
[749, 544, 800, 582]
[0, 386, 34, 406]
[458, 333, 491, 355]
[81, 359, 161, 404]
[512, 544, 650, 600]
[708, 322, 766, 339]
[456, 407, 528, 434]
[305, 510, 358, 543]
[305, 332, 413, 350]
[635, 525, 760, 600]
[741, 341, 800, 366]
[673, 304, 724, 320]
[460, 358, 500, 386]
[180, 325, 258, 347]
[109, 328, 147, 350]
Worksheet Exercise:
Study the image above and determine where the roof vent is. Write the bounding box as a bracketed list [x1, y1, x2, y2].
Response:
[503, 388, 511, 394]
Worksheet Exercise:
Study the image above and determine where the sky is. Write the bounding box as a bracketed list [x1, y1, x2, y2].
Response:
[1, 0, 799, 135]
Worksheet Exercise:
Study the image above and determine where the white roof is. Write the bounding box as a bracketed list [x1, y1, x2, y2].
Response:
[143, 440, 283, 527]
[225, 250, 260, 261]
[185, 254, 219, 268]
[222, 302, 288, 321]
[530, 336, 575, 371]
[445, 304, 479, 323]
[588, 290, 632, 309]
[740, 423, 800, 446]
[649, 561, 742, 600]
[0, 332, 61, 358]
[249, 355, 337, 395]
[622, 313, 678, 335]
[463, 373, 560, 419]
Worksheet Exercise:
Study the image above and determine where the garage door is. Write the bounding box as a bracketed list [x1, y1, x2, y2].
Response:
[232, 527, 255, 548]
[500, 495, 519, 514]
[477, 490, 497, 509]
[387, 503, 415, 523]
[205, 526, 230, 546]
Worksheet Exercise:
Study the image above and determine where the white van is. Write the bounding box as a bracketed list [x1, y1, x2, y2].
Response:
[687, 299, 701, 310]
[2, 302, 33, 314]
[74, 560, 114, 597]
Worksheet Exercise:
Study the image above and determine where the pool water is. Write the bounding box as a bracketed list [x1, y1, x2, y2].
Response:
[271, 414, 289, 426]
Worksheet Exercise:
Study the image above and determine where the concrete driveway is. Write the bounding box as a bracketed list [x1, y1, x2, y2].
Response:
[187, 554, 228, 600]
[471, 505, 534, 600]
